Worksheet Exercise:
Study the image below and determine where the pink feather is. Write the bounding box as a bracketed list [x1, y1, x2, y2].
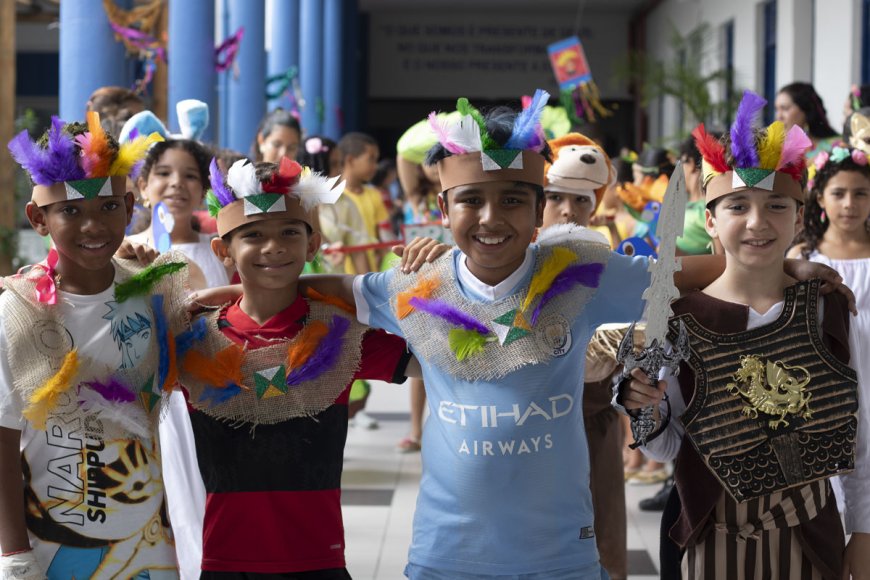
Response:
[428, 112, 467, 155]
[776, 125, 813, 170]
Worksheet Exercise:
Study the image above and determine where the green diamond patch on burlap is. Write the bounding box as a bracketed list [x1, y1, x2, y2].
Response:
[254, 365, 288, 399]
[139, 374, 161, 412]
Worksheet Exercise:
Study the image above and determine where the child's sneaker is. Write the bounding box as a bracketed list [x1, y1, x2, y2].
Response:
[351, 410, 379, 430]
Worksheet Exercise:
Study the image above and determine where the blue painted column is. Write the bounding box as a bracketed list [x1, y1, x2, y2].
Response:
[342, 0, 361, 134]
[59, 0, 129, 121]
[299, 0, 323, 135]
[322, 0, 343, 139]
[268, 0, 300, 112]
[227, 0, 266, 154]
[168, 0, 216, 141]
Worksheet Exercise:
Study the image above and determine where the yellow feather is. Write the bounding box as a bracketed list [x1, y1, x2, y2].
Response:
[520, 247, 577, 313]
[109, 132, 165, 177]
[758, 121, 785, 170]
[23, 350, 80, 430]
[701, 159, 723, 188]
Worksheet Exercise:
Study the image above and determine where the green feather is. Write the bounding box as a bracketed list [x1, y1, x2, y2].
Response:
[448, 328, 491, 361]
[206, 190, 222, 217]
[457, 97, 498, 150]
[114, 261, 187, 303]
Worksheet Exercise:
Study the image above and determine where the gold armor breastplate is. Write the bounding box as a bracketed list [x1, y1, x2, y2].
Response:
[669, 280, 857, 502]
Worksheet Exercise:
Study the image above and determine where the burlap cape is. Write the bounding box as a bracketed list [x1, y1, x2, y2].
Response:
[389, 239, 612, 382]
[180, 300, 369, 426]
[0, 252, 190, 439]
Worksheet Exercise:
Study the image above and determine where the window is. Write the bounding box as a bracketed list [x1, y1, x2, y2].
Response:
[723, 20, 735, 125]
[763, 1, 777, 123]
[863, 0, 870, 83]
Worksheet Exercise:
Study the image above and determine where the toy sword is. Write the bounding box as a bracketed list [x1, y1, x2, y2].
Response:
[617, 161, 692, 448]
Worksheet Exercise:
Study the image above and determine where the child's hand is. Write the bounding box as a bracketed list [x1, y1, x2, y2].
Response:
[784, 259, 857, 315]
[842, 532, 870, 580]
[394, 237, 451, 273]
[187, 284, 243, 312]
[619, 368, 667, 411]
[116, 239, 159, 266]
[0, 550, 46, 580]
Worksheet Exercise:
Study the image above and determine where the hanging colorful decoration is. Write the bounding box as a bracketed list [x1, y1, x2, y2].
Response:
[215, 27, 245, 74]
[266, 67, 298, 101]
[547, 36, 613, 124]
[103, 0, 166, 95]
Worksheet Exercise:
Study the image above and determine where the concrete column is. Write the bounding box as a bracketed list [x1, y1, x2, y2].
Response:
[59, 0, 128, 120]
[299, 0, 323, 135]
[227, 0, 266, 153]
[268, 0, 300, 112]
[775, 0, 813, 89]
[812, 0, 860, 130]
[168, 0, 216, 140]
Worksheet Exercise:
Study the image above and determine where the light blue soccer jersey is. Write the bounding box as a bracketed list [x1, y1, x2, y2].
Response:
[354, 246, 650, 577]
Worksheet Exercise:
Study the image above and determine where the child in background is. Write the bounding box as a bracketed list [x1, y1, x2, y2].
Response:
[1, 114, 184, 578]
[252, 108, 302, 163]
[541, 133, 628, 580]
[788, 144, 870, 576]
[180, 156, 416, 578]
[127, 139, 230, 291]
[337, 132, 393, 255]
[297, 135, 340, 177]
[618, 92, 858, 579]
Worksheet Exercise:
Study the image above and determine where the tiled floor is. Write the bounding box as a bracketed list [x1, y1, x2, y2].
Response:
[341, 381, 664, 580]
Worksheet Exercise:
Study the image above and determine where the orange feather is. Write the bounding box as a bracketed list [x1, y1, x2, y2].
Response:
[183, 344, 246, 388]
[285, 320, 330, 369]
[79, 111, 113, 178]
[305, 287, 356, 314]
[396, 277, 440, 319]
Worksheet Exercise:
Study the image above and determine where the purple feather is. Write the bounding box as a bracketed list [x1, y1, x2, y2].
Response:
[730, 91, 766, 168]
[209, 158, 236, 206]
[8, 130, 51, 185]
[83, 378, 136, 403]
[199, 383, 242, 407]
[530, 262, 605, 325]
[505, 89, 550, 151]
[286, 315, 350, 386]
[408, 297, 489, 335]
[46, 116, 85, 183]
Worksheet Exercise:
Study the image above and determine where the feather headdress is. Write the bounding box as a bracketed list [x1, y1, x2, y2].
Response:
[693, 90, 811, 203]
[205, 156, 345, 235]
[8, 112, 161, 206]
[429, 90, 551, 191]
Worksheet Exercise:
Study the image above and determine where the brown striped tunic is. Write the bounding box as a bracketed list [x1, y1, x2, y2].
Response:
[668, 287, 851, 580]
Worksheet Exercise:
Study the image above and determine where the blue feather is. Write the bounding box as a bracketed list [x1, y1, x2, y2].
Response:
[505, 89, 550, 151]
[285, 316, 350, 386]
[151, 295, 170, 391]
[199, 383, 242, 407]
[176, 317, 208, 360]
[730, 91, 766, 168]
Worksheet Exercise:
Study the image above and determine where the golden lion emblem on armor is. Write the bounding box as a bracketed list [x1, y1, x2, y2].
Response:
[726, 355, 812, 429]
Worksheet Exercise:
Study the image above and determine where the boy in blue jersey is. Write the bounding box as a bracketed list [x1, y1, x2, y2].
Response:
[191, 92, 850, 580]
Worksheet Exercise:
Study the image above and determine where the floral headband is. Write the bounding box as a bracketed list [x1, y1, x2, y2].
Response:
[305, 137, 330, 155]
[808, 145, 869, 189]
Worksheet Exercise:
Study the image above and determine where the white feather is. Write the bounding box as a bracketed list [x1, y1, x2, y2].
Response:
[447, 114, 483, 154]
[78, 388, 151, 440]
[536, 223, 609, 247]
[226, 159, 261, 198]
[293, 171, 345, 211]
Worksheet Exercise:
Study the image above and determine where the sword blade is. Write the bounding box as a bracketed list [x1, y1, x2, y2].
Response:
[641, 161, 689, 347]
